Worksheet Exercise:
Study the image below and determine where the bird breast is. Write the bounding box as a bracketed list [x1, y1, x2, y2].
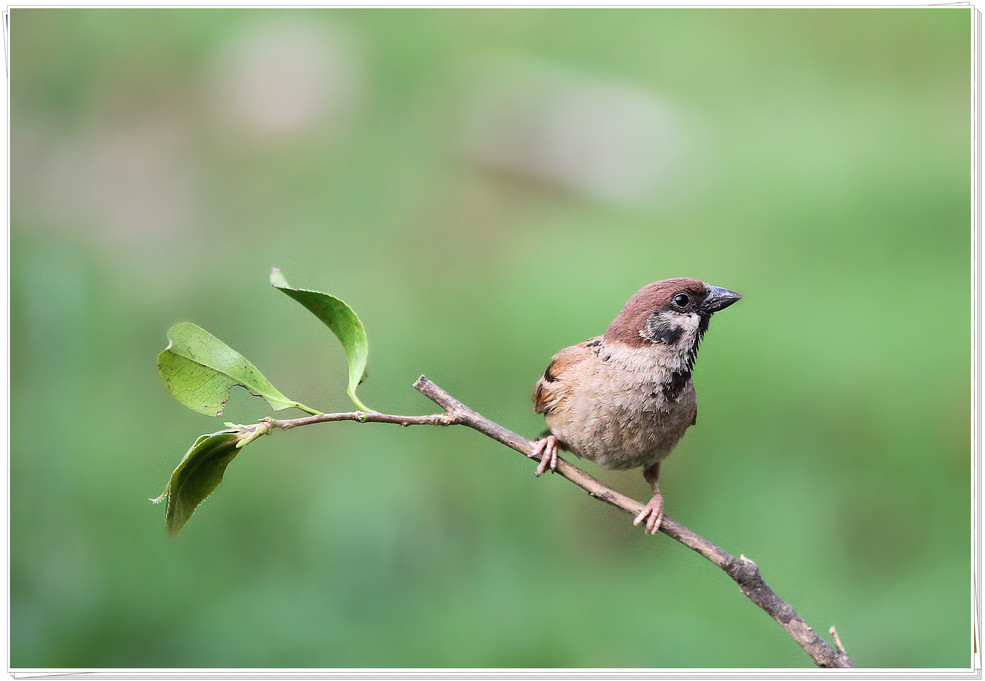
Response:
[544, 341, 697, 471]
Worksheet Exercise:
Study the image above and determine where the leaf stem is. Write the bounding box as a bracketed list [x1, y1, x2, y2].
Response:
[347, 391, 374, 414]
[292, 402, 324, 416]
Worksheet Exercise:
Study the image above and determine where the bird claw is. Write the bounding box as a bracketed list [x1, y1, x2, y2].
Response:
[633, 492, 664, 535]
[530, 435, 558, 476]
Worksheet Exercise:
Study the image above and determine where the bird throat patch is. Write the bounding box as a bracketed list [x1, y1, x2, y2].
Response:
[661, 369, 691, 400]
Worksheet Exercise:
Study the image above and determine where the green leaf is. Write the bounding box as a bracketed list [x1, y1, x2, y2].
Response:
[270, 268, 373, 412]
[158, 322, 319, 416]
[151, 425, 267, 538]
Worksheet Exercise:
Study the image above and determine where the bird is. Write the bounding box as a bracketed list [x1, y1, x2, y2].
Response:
[530, 278, 741, 535]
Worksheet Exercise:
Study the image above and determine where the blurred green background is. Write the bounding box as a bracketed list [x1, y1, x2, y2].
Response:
[10, 7, 972, 669]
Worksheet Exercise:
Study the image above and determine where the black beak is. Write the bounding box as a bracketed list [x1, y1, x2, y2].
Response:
[700, 285, 742, 314]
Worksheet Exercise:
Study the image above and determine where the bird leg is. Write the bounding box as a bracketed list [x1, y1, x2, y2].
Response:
[529, 435, 558, 476]
[633, 461, 664, 535]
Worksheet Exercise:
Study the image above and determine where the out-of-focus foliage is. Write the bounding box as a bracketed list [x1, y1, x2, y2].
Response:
[10, 8, 971, 669]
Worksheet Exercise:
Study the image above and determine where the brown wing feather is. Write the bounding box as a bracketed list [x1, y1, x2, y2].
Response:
[532, 336, 601, 414]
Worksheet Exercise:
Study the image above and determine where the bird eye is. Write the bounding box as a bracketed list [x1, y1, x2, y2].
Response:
[672, 293, 690, 308]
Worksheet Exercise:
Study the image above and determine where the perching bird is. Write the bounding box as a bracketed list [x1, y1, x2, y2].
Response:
[531, 278, 741, 534]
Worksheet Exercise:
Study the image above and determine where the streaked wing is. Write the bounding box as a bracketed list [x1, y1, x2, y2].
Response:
[532, 336, 601, 415]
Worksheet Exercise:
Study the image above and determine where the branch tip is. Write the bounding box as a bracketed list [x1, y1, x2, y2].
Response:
[829, 625, 848, 655]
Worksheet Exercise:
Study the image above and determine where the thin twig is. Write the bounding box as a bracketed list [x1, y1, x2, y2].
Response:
[263, 375, 854, 668]
[266, 411, 458, 429]
[829, 626, 849, 656]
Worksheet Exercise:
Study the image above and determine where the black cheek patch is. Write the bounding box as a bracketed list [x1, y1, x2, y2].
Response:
[646, 313, 684, 345]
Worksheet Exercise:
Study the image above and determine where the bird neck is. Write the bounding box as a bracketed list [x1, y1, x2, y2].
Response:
[600, 319, 708, 400]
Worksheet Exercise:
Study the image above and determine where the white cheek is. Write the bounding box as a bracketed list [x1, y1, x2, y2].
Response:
[676, 313, 700, 348]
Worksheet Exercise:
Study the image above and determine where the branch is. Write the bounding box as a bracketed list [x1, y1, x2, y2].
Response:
[267, 411, 458, 429]
[267, 375, 854, 668]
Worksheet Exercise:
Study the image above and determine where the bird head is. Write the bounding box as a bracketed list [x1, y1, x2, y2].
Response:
[605, 278, 741, 367]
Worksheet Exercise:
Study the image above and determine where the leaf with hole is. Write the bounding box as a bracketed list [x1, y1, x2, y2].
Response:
[158, 322, 318, 416]
[270, 268, 373, 412]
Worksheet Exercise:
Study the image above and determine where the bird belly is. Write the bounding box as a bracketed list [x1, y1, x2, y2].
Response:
[544, 364, 696, 471]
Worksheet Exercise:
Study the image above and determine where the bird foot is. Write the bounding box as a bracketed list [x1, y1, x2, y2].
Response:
[633, 492, 664, 535]
[529, 435, 558, 476]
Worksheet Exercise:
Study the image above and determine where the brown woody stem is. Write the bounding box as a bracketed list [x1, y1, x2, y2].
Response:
[266, 374, 854, 668]
[266, 411, 458, 429]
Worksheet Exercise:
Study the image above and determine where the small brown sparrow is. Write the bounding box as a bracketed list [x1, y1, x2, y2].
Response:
[531, 278, 741, 534]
